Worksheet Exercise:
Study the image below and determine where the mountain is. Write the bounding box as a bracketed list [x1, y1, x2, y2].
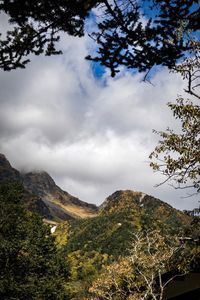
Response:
[0, 153, 20, 182]
[61, 190, 191, 257]
[22, 171, 98, 220]
[100, 190, 190, 230]
[0, 153, 52, 218]
[0, 153, 192, 236]
[54, 190, 196, 300]
[0, 154, 98, 222]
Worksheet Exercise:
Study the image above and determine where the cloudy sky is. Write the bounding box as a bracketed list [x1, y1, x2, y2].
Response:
[0, 21, 198, 210]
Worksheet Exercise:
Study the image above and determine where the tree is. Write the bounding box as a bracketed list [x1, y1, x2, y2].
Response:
[0, 181, 68, 299]
[64, 250, 109, 299]
[87, 0, 200, 77]
[0, 1, 199, 74]
[88, 230, 193, 300]
[149, 39, 200, 193]
[0, 0, 100, 70]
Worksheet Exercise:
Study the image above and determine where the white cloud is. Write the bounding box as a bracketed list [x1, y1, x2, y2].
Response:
[0, 32, 197, 210]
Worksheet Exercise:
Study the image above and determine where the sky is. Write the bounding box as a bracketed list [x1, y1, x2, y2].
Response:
[0, 15, 198, 210]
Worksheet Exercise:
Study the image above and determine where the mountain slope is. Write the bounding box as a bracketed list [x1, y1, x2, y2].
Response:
[54, 190, 197, 300]
[0, 153, 52, 219]
[22, 171, 98, 220]
[0, 154, 98, 222]
[0, 153, 20, 182]
[101, 190, 190, 231]
[61, 190, 191, 257]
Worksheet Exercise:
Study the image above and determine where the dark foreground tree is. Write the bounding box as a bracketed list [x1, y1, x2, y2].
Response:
[87, 0, 200, 77]
[0, 0, 199, 73]
[0, 0, 100, 70]
[0, 181, 68, 299]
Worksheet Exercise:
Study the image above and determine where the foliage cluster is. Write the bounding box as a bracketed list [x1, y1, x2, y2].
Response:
[87, 0, 200, 77]
[88, 230, 190, 300]
[0, 0, 99, 70]
[150, 39, 200, 194]
[0, 182, 68, 299]
[0, 0, 199, 74]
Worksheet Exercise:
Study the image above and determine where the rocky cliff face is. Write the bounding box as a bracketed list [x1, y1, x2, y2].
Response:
[22, 171, 56, 196]
[0, 154, 52, 219]
[0, 153, 20, 182]
[22, 171, 98, 220]
[0, 154, 98, 222]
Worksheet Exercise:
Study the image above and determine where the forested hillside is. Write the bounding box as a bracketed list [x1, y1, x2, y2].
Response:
[54, 190, 199, 299]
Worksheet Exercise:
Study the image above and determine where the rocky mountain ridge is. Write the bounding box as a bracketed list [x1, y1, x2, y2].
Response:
[0, 153, 191, 230]
[0, 154, 98, 222]
[0, 153, 20, 182]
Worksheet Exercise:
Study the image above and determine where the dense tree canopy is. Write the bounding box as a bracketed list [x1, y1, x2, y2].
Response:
[0, 182, 68, 299]
[0, 0, 199, 73]
[88, 230, 195, 300]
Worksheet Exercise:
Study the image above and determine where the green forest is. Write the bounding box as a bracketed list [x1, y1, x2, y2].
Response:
[0, 182, 199, 299]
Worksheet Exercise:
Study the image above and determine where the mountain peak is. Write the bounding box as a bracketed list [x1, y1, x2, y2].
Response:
[99, 189, 191, 235]
[100, 189, 147, 211]
[22, 171, 56, 197]
[0, 153, 6, 160]
[0, 153, 13, 169]
[22, 170, 98, 219]
[0, 154, 98, 221]
[0, 153, 20, 182]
